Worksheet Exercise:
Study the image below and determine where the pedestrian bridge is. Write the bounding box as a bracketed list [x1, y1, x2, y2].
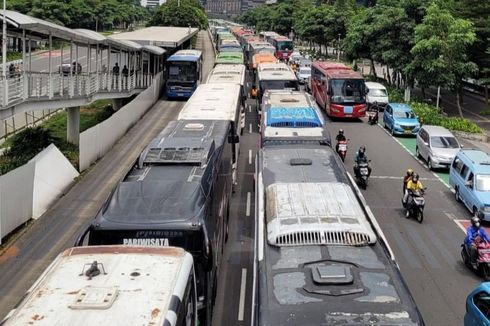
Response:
[0, 11, 168, 120]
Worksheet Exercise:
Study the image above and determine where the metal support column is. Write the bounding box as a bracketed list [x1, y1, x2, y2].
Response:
[60, 42, 64, 96]
[107, 45, 111, 91]
[48, 33, 52, 98]
[95, 43, 99, 91]
[22, 29, 27, 99]
[87, 43, 91, 95]
[75, 43, 79, 95]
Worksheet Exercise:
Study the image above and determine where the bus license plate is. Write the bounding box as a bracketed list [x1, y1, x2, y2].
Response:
[344, 106, 353, 114]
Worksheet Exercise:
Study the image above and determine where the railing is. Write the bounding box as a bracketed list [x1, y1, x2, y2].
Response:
[0, 70, 156, 107]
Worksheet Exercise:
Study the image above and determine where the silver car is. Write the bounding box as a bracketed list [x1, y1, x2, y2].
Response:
[416, 125, 461, 170]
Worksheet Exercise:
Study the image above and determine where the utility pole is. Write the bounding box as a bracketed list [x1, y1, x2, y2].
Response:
[337, 33, 341, 61]
[2, 0, 7, 106]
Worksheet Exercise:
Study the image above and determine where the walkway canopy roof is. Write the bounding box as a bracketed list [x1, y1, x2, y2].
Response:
[109, 27, 199, 48]
[0, 11, 166, 55]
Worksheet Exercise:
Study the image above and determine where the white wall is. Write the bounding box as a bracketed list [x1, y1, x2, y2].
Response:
[79, 72, 163, 171]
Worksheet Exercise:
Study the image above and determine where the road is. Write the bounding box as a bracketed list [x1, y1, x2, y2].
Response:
[329, 115, 480, 325]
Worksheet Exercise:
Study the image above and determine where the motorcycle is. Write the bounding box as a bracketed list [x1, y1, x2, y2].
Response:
[355, 161, 371, 189]
[336, 140, 348, 162]
[461, 237, 490, 280]
[367, 104, 379, 125]
[404, 189, 426, 223]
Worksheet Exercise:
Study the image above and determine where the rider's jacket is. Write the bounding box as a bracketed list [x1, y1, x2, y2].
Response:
[465, 225, 490, 246]
[406, 180, 424, 191]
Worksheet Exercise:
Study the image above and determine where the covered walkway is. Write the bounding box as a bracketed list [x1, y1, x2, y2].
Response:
[0, 11, 166, 119]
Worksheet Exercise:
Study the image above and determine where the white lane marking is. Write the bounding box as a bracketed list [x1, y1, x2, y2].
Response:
[246, 192, 251, 217]
[377, 122, 451, 189]
[370, 175, 438, 181]
[248, 105, 251, 113]
[454, 219, 468, 233]
[249, 123, 252, 134]
[238, 268, 247, 321]
[248, 150, 252, 165]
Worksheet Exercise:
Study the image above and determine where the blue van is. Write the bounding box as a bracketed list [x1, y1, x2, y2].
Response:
[449, 149, 490, 219]
[465, 282, 490, 326]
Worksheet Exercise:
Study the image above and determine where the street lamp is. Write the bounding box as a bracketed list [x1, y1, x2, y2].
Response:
[337, 33, 341, 61]
[2, 0, 7, 105]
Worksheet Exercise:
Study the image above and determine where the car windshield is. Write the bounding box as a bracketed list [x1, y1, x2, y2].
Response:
[430, 136, 459, 148]
[167, 62, 197, 82]
[299, 68, 311, 75]
[369, 89, 387, 96]
[219, 47, 242, 52]
[476, 174, 490, 191]
[393, 110, 416, 119]
[329, 79, 366, 104]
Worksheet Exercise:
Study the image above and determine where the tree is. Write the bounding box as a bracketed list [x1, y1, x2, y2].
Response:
[148, 0, 208, 29]
[29, 0, 71, 26]
[408, 2, 477, 117]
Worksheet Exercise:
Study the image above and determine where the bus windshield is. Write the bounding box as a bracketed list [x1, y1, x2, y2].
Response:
[277, 41, 293, 51]
[168, 62, 197, 82]
[329, 79, 365, 104]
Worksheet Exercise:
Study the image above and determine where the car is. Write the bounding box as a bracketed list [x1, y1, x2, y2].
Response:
[383, 103, 421, 136]
[298, 58, 312, 68]
[464, 282, 490, 326]
[296, 66, 311, 84]
[416, 125, 461, 170]
[365, 81, 389, 110]
[449, 149, 490, 220]
[288, 51, 302, 64]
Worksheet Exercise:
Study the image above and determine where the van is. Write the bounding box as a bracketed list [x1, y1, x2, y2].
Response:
[365, 81, 389, 109]
[449, 149, 490, 219]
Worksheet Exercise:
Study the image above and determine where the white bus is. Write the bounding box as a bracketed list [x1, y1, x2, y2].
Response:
[178, 83, 242, 186]
[255, 62, 299, 103]
[2, 246, 197, 326]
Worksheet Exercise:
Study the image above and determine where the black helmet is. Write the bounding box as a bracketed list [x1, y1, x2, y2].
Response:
[471, 216, 481, 228]
[412, 173, 419, 182]
[338, 129, 344, 135]
[358, 147, 365, 157]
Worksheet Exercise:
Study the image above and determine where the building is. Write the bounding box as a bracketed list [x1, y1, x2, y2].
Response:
[206, 0, 241, 16]
[140, 0, 166, 8]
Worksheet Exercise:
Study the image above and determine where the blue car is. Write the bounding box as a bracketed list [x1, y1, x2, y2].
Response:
[465, 282, 490, 326]
[383, 103, 421, 136]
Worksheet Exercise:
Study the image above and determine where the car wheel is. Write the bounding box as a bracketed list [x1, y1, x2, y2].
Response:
[428, 158, 433, 170]
[390, 125, 395, 136]
[416, 146, 421, 158]
[455, 187, 461, 202]
[473, 206, 479, 218]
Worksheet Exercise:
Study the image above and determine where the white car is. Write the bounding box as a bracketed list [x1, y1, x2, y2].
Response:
[288, 51, 302, 64]
[365, 81, 389, 110]
[296, 66, 311, 84]
[416, 125, 461, 170]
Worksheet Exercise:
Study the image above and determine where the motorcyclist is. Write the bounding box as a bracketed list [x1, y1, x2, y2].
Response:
[404, 173, 424, 216]
[335, 129, 346, 152]
[403, 168, 414, 194]
[465, 216, 490, 268]
[353, 146, 371, 178]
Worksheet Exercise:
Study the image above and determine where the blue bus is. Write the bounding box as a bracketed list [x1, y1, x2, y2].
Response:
[165, 50, 203, 99]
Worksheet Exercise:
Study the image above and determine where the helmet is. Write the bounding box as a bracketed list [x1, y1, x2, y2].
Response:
[338, 129, 344, 135]
[358, 146, 366, 157]
[406, 168, 413, 176]
[412, 173, 419, 182]
[471, 216, 481, 228]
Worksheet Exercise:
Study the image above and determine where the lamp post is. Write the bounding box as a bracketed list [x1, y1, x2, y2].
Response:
[337, 33, 341, 61]
[2, 0, 7, 105]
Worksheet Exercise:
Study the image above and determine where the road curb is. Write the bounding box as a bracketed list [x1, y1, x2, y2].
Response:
[453, 130, 488, 143]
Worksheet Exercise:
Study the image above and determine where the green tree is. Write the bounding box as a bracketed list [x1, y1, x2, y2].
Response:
[408, 2, 477, 116]
[148, 0, 208, 29]
[29, 0, 71, 26]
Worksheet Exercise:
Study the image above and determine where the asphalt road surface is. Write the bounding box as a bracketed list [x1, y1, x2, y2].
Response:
[329, 115, 481, 325]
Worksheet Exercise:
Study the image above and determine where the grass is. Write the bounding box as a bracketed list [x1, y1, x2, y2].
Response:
[0, 99, 114, 174]
[480, 109, 490, 116]
[0, 51, 23, 62]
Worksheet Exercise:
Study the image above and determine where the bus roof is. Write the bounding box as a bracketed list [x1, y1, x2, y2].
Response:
[257, 63, 297, 81]
[94, 120, 230, 229]
[207, 64, 246, 86]
[168, 49, 202, 62]
[253, 53, 277, 67]
[215, 52, 244, 64]
[3, 246, 193, 326]
[256, 146, 422, 325]
[273, 36, 292, 42]
[178, 83, 241, 122]
[313, 61, 364, 79]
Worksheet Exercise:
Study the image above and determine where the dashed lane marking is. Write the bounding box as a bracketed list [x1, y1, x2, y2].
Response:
[370, 175, 438, 181]
[248, 150, 252, 165]
[246, 192, 251, 217]
[238, 268, 247, 321]
[249, 123, 252, 134]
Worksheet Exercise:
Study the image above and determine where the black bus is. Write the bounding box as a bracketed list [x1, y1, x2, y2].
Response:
[76, 119, 234, 326]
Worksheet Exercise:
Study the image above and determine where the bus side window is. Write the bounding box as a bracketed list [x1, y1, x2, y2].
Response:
[176, 272, 197, 326]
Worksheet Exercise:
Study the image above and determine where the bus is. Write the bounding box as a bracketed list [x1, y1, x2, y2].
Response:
[260, 90, 330, 147]
[311, 61, 367, 118]
[271, 36, 294, 61]
[2, 246, 197, 326]
[218, 40, 243, 53]
[76, 120, 233, 326]
[207, 64, 247, 104]
[255, 62, 299, 103]
[259, 31, 279, 43]
[178, 83, 242, 186]
[215, 52, 244, 65]
[251, 53, 277, 71]
[165, 50, 203, 99]
[253, 144, 424, 325]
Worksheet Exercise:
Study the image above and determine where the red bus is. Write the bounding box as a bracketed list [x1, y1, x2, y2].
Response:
[271, 36, 293, 61]
[310, 61, 367, 118]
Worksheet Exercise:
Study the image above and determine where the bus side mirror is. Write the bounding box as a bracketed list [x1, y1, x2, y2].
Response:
[228, 134, 239, 144]
[75, 225, 92, 247]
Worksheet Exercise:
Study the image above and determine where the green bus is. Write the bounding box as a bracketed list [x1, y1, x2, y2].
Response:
[215, 52, 244, 66]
